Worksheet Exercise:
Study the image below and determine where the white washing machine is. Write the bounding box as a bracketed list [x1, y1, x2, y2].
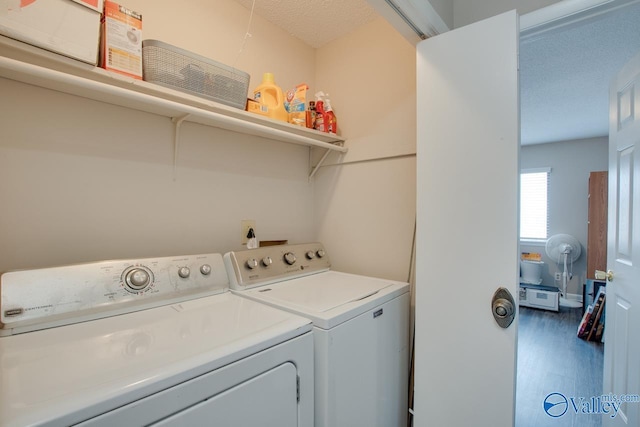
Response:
[224, 243, 410, 427]
[0, 252, 314, 427]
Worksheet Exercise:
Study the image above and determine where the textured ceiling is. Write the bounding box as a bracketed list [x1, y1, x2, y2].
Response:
[520, 2, 640, 145]
[232, 0, 379, 48]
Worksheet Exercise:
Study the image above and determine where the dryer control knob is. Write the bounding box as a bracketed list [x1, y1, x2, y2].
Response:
[305, 251, 316, 260]
[262, 256, 273, 267]
[200, 264, 211, 275]
[246, 258, 258, 270]
[125, 268, 150, 290]
[284, 252, 297, 265]
[178, 267, 190, 279]
[316, 249, 326, 258]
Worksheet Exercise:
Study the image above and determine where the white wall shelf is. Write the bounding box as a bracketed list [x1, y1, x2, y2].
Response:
[0, 38, 347, 178]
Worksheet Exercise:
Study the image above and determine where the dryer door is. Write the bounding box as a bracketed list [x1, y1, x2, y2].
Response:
[77, 334, 312, 427]
[152, 362, 298, 427]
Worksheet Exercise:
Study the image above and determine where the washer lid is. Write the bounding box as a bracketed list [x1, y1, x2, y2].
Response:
[255, 271, 392, 312]
[238, 271, 409, 329]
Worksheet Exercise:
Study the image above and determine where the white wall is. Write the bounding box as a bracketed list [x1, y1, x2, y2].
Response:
[124, 0, 317, 96]
[1, 2, 417, 282]
[0, 0, 319, 272]
[520, 137, 608, 296]
[0, 78, 316, 271]
[314, 17, 417, 281]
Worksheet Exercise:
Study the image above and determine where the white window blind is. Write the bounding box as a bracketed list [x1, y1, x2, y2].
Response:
[520, 168, 550, 240]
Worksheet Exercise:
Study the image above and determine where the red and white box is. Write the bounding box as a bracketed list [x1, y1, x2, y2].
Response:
[0, 0, 104, 64]
[100, 1, 142, 79]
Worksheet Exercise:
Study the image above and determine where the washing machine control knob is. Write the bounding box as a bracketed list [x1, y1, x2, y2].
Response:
[284, 252, 297, 265]
[262, 256, 273, 267]
[246, 258, 258, 270]
[316, 249, 326, 258]
[178, 266, 190, 279]
[305, 251, 316, 260]
[200, 264, 211, 275]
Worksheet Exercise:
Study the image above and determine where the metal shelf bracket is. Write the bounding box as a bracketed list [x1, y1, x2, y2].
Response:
[171, 114, 190, 181]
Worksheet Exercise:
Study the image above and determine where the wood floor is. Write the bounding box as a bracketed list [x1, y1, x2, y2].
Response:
[516, 305, 604, 427]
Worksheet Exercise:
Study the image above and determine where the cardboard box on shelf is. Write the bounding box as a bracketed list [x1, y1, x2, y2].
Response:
[0, 0, 104, 64]
[100, 1, 142, 79]
[246, 98, 270, 117]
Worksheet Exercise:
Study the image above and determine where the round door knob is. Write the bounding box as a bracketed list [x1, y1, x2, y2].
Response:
[284, 252, 297, 265]
[178, 267, 190, 278]
[316, 249, 326, 258]
[493, 299, 514, 318]
[306, 251, 316, 260]
[496, 305, 508, 317]
[491, 287, 515, 328]
[246, 258, 258, 269]
[125, 268, 150, 290]
[262, 256, 273, 267]
[200, 264, 211, 275]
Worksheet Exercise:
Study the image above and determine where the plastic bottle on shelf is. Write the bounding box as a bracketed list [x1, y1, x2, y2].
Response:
[253, 73, 288, 122]
[306, 100, 316, 129]
[324, 94, 337, 134]
[314, 99, 326, 132]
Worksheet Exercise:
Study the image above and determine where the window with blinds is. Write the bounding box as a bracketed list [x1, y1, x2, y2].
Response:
[520, 168, 550, 240]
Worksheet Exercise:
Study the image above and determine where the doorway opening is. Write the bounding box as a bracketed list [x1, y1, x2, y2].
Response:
[516, 2, 640, 425]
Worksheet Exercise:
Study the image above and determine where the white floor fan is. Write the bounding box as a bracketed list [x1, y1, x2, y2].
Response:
[545, 234, 583, 308]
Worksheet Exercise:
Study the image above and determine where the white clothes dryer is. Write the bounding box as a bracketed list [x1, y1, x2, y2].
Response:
[0, 252, 313, 427]
[224, 242, 410, 427]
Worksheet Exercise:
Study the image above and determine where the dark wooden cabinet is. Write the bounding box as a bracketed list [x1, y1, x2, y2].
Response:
[587, 171, 608, 279]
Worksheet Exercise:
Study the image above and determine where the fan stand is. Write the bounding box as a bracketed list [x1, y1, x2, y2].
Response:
[545, 235, 582, 309]
[559, 250, 582, 308]
[559, 297, 582, 308]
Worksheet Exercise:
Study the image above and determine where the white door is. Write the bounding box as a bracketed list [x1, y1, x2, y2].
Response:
[415, 11, 519, 427]
[602, 51, 640, 427]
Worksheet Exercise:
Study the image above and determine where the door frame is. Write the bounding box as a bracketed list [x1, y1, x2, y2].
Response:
[367, 0, 636, 44]
[520, 0, 639, 36]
